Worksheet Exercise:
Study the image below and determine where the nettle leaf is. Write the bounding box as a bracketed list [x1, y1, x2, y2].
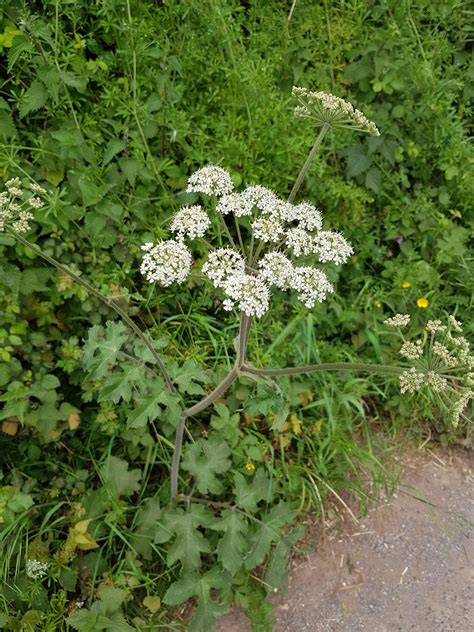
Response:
[234, 469, 273, 512]
[244, 502, 296, 571]
[82, 321, 129, 378]
[157, 505, 215, 572]
[100, 456, 142, 498]
[182, 437, 232, 494]
[211, 509, 249, 575]
[163, 568, 229, 632]
[19, 79, 49, 118]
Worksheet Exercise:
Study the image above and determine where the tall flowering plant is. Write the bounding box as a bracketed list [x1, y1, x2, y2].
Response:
[3, 88, 472, 499]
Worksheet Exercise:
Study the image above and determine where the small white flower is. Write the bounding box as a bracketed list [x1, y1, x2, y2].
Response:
[186, 165, 234, 196]
[223, 272, 270, 318]
[291, 266, 334, 308]
[399, 367, 425, 394]
[448, 315, 463, 333]
[30, 183, 47, 194]
[292, 202, 323, 231]
[217, 192, 254, 217]
[140, 239, 192, 286]
[251, 217, 285, 243]
[202, 248, 245, 288]
[26, 559, 49, 579]
[242, 185, 278, 213]
[312, 231, 353, 265]
[170, 205, 210, 240]
[285, 227, 315, 257]
[426, 320, 446, 334]
[399, 340, 424, 361]
[6, 177, 22, 190]
[384, 314, 411, 328]
[27, 196, 44, 209]
[258, 252, 295, 290]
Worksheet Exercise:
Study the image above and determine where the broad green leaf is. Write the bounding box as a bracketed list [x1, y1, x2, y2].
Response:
[182, 437, 231, 494]
[100, 456, 141, 498]
[127, 390, 163, 428]
[82, 322, 129, 378]
[103, 138, 126, 166]
[19, 79, 48, 118]
[234, 469, 273, 512]
[97, 586, 127, 614]
[164, 569, 229, 632]
[244, 502, 296, 570]
[0, 109, 16, 137]
[166, 510, 211, 571]
[131, 496, 162, 559]
[212, 509, 248, 575]
[170, 359, 209, 395]
[99, 365, 143, 404]
[265, 525, 305, 593]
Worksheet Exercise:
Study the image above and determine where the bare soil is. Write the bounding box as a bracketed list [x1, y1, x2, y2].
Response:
[216, 448, 474, 632]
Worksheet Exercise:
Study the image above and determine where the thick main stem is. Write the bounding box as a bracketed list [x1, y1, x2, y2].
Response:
[170, 367, 239, 497]
[287, 124, 330, 203]
[10, 230, 176, 393]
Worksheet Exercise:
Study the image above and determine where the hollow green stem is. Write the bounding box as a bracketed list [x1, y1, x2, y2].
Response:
[241, 362, 404, 377]
[288, 124, 330, 203]
[9, 230, 176, 393]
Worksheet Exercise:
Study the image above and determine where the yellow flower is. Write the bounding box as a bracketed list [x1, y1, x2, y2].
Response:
[417, 297, 429, 309]
[402, 281, 411, 289]
[245, 463, 255, 472]
[375, 301, 382, 308]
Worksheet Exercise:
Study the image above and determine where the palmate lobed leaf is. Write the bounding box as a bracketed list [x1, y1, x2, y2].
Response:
[182, 437, 232, 494]
[234, 469, 273, 512]
[211, 509, 249, 575]
[100, 456, 142, 499]
[244, 501, 296, 571]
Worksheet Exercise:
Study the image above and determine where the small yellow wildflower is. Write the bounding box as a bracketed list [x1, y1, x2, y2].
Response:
[375, 301, 382, 308]
[245, 463, 255, 472]
[417, 297, 429, 309]
[402, 281, 411, 289]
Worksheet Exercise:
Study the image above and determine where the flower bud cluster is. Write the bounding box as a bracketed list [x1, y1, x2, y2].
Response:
[26, 559, 49, 579]
[399, 340, 424, 361]
[292, 86, 380, 136]
[384, 314, 411, 328]
[0, 178, 46, 233]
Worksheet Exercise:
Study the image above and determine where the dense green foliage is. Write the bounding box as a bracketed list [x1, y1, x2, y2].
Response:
[0, 0, 472, 629]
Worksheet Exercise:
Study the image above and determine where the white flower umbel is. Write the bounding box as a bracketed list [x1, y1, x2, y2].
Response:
[202, 248, 245, 288]
[399, 367, 425, 394]
[399, 340, 424, 361]
[26, 559, 49, 580]
[242, 185, 278, 213]
[258, 252, 295, 290]
[170, 205, 210, 240]
[251, 217, 285, 243]
[384, 314, 411, 328]
[292, 202, 323, 231]
[291, 266, 334, 308]
[223, 272, 270, 318]
[217, 192, 254, 217]
[426, 320, 446, 334]
[449, 390, 473, 428]
[312, 231, 353, 265]
[285, 227, 315, 257]
[0, 178, 46, 233]
[140, 240, 192, 285]
[186, 165, 234, 196]
[292, 86, 380, 136]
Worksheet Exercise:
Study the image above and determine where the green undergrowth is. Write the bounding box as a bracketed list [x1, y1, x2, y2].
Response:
[0, 0, 472, 629]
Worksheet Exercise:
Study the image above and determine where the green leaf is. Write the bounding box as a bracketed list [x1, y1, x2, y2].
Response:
[100, 456, 142, 498]
[244, 502, 296, 571]
[342, 145, 372, 178]
[365, 166, 382, 194]
[182, 437, 232, 494]
[126, 389, 163, 429]
[163, 569, 229, 632]
[170, 359, 208, 395]
[131, 496, 162, 559]
[264, 524, 305, 593]
[103, 139, 126, 166]
[99, 365, 143, 404]
[97, 586, 127, 615]
[19, 80, 49, 118]
[82, 322, 129, 378]
[234, 469, 273, 512]
[20, 268, 52, 294]
[344, 57, 373, 82]
[212, 510, 248, 575]
[0, 109, 16, 138]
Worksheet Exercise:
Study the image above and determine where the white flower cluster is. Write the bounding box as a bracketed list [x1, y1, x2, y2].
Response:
[384, 314, 411, 328]
[26, 559, 49, 579]
[186, 165, 234, 196]
[140, 240, 192, 285]
[399, 367, 425, 394]
[399, 340, 424, 361]
[426, 319, 446, 334]
[449, 390, 473, 428]
[0, 178, 46, 233]
[170, 205, 210, 240]
[292, 86, 380, 136]
[141, 165, 352, 317]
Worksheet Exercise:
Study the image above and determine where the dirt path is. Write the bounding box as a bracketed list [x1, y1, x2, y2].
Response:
[217, 448, 474, 631]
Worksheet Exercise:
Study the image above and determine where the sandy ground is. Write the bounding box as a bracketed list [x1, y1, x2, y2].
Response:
[216, 448, 474, 632]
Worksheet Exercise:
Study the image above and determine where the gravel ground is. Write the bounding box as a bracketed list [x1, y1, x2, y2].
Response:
[216, 448, 474, 632]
